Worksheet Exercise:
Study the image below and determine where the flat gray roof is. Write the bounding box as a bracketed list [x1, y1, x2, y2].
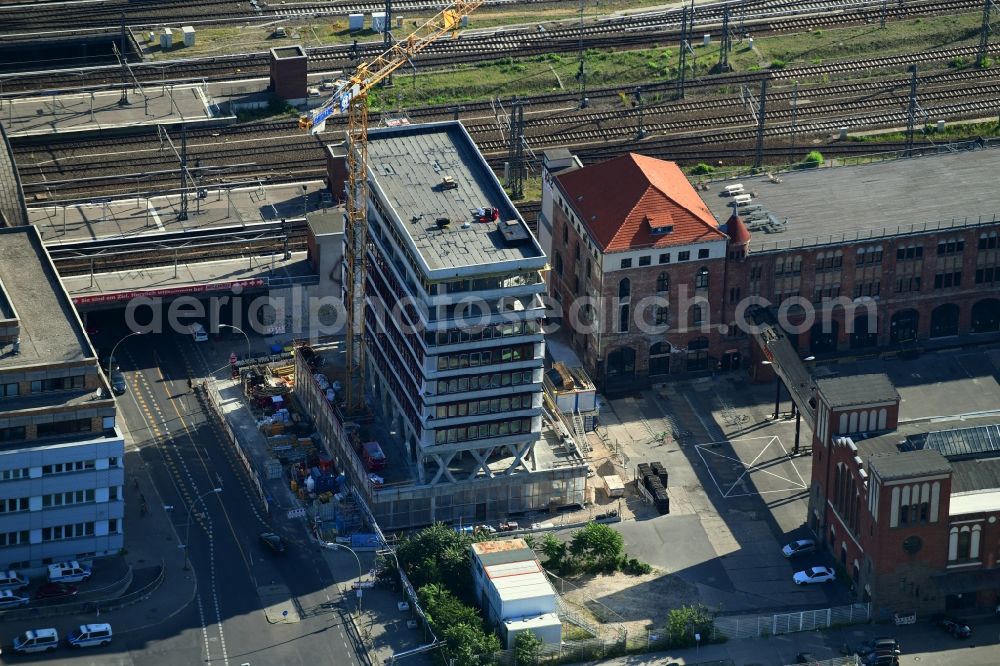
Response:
[365, 122, 544, 277]
[868, 449, 951, 481]
[0, 226, 91, 367]
[817, 374, 899, 409]
[702, 146, 1000, 253]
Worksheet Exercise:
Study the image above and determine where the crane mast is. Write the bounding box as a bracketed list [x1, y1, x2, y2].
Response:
[300, 0, 484, 414]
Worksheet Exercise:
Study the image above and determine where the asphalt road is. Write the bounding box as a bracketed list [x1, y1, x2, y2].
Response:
[5, 326, 362, 666]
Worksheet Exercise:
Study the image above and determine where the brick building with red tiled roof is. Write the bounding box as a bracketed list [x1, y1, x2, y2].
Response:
[539, 146, 1000, 391]
[542, 153, 735, 391]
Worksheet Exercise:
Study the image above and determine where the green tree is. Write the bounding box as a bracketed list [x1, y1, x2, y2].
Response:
[569, 523, 624, 570]
[540, 533, 567, 572]
[442, 622, 502, 666]
[418, 583, 483, 632]
[395, 523, 474, 601]
[513, 629, 543, 666]
[665, 604, 714, 648]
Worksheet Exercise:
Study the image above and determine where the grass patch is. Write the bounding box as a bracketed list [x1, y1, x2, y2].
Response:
[848, 120, 1000, 143]
[754, 12, 984, 68]
[562, 623, 595, 641]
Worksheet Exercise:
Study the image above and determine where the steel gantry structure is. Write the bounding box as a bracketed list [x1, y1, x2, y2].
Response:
[299, 0, 484, 413]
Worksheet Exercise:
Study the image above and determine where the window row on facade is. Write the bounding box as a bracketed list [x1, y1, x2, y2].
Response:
[618, 248, 710, 270]
[0, 374, 87, 399]
[424, 319, 541, 347]
[889, 481, 941, 528]
[948, 524, 982, 563]
[1, 519, 122, 548]
[0, 487, 122, 514]
[0, 456, 119, 481]
[435, 344, 536, 372]
[433, 417, 535, 445]
[435, 369, 536, 395]
[434, 393, 535, 419]
[0, 418, 100, 444]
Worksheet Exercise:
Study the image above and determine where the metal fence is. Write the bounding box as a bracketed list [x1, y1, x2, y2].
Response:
[201, 381, 269, 515]
[479, 637, 735, 666]
[0, 563, 165, 622]
[714, 602, 871, 640]
[783, 658, 858, 666]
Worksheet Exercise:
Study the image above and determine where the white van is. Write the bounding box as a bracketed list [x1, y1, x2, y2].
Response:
[67, 624, 113, 648]
[11, 628, 59, 654]
[47, 561, 92, 583]
[0, 570, 28, 591]
[190, 322, 208, 343]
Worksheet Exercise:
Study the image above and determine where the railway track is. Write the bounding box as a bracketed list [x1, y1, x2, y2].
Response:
[0, 0, 981, 91]
[15, 62, 999, 198]
[46, 219, 310, 275]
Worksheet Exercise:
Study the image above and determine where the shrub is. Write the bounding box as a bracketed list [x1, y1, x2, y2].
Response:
[665, 604, 714, 648]
[769, 59, 786, 70]
[621, 556, 653, 576]
[691, 163, 715, 175]
[802, 150, 824, 168]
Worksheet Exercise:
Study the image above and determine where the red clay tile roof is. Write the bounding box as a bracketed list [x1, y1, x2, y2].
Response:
[725, 213, 752, 245]
[555, 153, 725, 252]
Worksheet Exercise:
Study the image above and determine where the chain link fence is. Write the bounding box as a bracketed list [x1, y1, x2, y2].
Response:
[714, 602, 871, 640]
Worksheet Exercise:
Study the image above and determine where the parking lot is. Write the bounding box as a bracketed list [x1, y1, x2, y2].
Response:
[589, 345, 1000, 623]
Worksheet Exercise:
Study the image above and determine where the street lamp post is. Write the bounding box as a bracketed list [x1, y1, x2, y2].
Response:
[794, 356, 816, 455]
[183, 487, 222, 571]
[322, 541, 364, 615]
[108, 331, 145, 382]
[217, 324, 252, 360]
[761, 360, 781, 419]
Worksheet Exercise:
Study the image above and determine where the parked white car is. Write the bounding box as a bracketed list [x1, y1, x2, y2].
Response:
[47, 561, 92, 584]
[781, 539, 817, 558]
[0, 590, 30, 609]
[793, 566, 836, 585]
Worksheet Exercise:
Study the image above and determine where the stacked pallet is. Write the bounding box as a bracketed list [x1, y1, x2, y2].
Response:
[639, 461, 670, 515]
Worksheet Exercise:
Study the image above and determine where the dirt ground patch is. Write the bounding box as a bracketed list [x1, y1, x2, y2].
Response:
[558, 570, 700, 638]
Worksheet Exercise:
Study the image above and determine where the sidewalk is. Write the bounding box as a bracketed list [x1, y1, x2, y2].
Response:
[117, 446, 199, 633]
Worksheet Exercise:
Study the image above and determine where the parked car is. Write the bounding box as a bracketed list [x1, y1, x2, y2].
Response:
[35, 583, 79, 601]
[792, 566, 836, 585]
[0, 590, 29, 609]
[189, 322, 208, 342]
[259, 532, 286, 553]
[67, 623, 113, 648]
[111, 369, 127, 395]
[782, 539, 816, 558]
[10, 628, 59, 654]
[47, 561, 91, 584]
[857, 637, 900, 658]
[935, 616, 971, 639]
[0, 570, 28, 591]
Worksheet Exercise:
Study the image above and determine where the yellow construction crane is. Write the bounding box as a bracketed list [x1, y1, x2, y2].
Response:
[299, 0, 484, 414]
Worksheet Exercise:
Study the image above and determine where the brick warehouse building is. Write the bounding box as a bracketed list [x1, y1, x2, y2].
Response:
[539, 145, 1000, 389]
[803, 369, 1000, 616]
